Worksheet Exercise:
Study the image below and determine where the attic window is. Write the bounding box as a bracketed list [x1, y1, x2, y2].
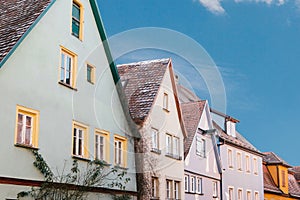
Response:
[72, 1, 83, 40]
[163, 93, 169, 111]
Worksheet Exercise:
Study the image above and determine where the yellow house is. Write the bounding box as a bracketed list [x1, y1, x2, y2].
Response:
[263, 152, 300, 200]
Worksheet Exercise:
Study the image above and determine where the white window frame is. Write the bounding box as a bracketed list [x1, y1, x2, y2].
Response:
[184, 175, 189, 192]
[151, 128, 159, 150]
[228, 148, 233, 168]
[174, 181, 180, 200]
[151, 177, 159, 198]
[196, 137, 206, 157]
[237, 188, 243, 200]
[166, 179, 172, 199]
[173, 136, 180, 157]
[190, 176, 195, 193]
[213, 181, 218, 197]
[253, 157, 258, 175]
[247, 190, 252, 200]
[254, 191, 259, 200]
[246, 154, 250, 173]
[163, 93, 169, 110]
[72, 123, 87, 157]
[228, 187, 234, 200]
[196, 177, 202, 194]
[237, 152, 242, 171]
[166, 134, 172, 155]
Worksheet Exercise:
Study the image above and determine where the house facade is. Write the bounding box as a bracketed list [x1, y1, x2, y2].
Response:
[181, 100, 221, 200]
[263, 152, 300, 200]
[117, 59, 186, 200]
[212, 110, 264, 200]
[0, 0, 137, 199]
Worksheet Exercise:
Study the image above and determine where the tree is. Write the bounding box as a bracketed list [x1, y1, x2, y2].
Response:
[18, 150, 130, 200]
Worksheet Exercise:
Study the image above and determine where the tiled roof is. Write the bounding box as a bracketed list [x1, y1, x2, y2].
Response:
[292, 166, 300, 182]
[289, 172, 300, 197]
[181, 100, 206, 158]
[0, 0, 51, 63]
[177, 84, 200, 103]
[117, 59, 170, 125]
[213, 121, 261, 154]
[263, 164, 282, 194]
[263, 152, 291, 167]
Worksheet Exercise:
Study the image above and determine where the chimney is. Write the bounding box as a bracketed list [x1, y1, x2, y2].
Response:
[225, 117, 237, 137]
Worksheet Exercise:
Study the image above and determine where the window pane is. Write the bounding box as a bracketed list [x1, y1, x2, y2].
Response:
[17, 114, 23, 143]
[72, 3, 80, 19]
[87, 66, 92, 82]
[73, 128, 77, 155]
[95, 135, 99, 159]
[100, 136, 104, 160]
[72, 20, 80, 37]
[25, 116, 32, 145]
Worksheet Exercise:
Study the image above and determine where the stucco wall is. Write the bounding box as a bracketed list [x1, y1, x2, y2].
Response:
[0, 0, 136, 198]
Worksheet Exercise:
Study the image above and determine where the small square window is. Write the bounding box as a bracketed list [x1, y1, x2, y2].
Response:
[87, 64, 95, 84]
[15, 105, 39, 148]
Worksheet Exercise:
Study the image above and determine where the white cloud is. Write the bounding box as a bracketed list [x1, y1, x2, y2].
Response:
[197, 0, 288, 15]
[234, 0, 287, 6]
[198, 0, 225, 14]
[295, 0, 300, 9]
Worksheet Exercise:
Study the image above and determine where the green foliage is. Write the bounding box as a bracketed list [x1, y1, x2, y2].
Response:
[112, 194, 132, 200]
[18, 150, 130, 200]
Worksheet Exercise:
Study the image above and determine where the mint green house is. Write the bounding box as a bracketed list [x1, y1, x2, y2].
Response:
[0, 0, 137, 199]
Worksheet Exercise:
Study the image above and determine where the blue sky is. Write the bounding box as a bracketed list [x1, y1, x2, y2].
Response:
[98, 0, 300, 166]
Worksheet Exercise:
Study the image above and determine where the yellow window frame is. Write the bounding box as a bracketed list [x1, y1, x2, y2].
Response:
[15, 105, 40, 148]
[86, 63, 96, 84]
[72, 121, 89, 159]
[59, 46, 77, 89]
[71, 0, 84, 40]
[114, 134, 127, 167]
[94, 129, 110, 163]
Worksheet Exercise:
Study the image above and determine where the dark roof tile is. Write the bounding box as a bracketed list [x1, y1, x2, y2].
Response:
[0, 0, 51, 62]
[263, 152, 291, 167]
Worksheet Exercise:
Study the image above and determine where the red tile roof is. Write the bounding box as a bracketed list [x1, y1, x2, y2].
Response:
[117, 59, 170, 125]
[292, 166, 300, 182]
[263, 164, 282, 194]
[181, 100, 206, 158]
[177, 84, 200, 103]
[263, 152, 291, 167]
[289, 172, 300, 198]
[0, 0, 51, 63]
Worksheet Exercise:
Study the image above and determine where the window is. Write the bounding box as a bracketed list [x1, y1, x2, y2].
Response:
[60, 47, 77, 88]
[87, 63, 95, 84]
[253, 157, 258, 175]
[247, 190, 252, 200]
[114, 135, 127, 167]
[237, 189, 243, 200]
[15, 105, 39, 148]
[95, 130, 109, 162]
[254, 191, 259, 200]
[173, 137, 179, 157]
[166, 179, 172, 199]
[72, 0, 83, 39]
[163, 93, 169, 110]
[166, 134, 172, 156]
[151, 177, 159, 198]
[228, 187, 234, 200]
[174, 181, 180, 200]
[190, 176, 195, 193]
[72, 121, 88, 158]
[213, 181, 218, 197]
[184, 175, 189, 192]
[237, 152, 242, 171]
[246, 155, 250, 172]
[151, 128, 159, 151]
[196, 137, 205, 157]
[281, 170, 286, 187]
[196, 177, 202, 194]
[228, 149, 233, 168]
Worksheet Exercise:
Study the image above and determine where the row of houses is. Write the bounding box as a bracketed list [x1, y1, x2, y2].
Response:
[0, 0, 299, 199]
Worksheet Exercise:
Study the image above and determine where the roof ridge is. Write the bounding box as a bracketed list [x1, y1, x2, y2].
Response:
[117, 58, 170, 67]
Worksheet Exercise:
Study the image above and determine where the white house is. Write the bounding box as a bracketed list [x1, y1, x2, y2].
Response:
[117, 58, 186, 200]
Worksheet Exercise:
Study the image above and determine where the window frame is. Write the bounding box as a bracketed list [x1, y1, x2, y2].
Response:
[72, 121, 89, 159]
[237, 188, 243, 200]
[246, 190, 252, 200]
[94, 129, 109, 163]
[246, 154, 251, 173]
[253, 157, 258, 175]
[213, 181, 218, 197]
[114, 135, 127, 167]
[86, 63, 95, 84]
[196, 177, 203, 194]
[173, 136, 180, 158]
[71, 0, 84, 40]
[166, 133, 172, 156]
[228, 187, 234, 200]
[228, 148, 233, 169]
[254, 191, 259, 200]
[151, 177, 159, 198]
[196, 137, 206, 157]
[237, 151, 242, 171]
[59, 46, 77, 89]
[184, 175, 189, 192]
[174, 181, 180, 200]
[163, 92, 169, 111]
[166, 179, 172, 199]
[190, 176, 195, 193]
[15, 105, 39, 148]
[151, 128, 159, 152]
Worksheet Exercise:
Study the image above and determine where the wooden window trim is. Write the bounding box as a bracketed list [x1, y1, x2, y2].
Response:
[15, 105, 39, 149]
[86, 63, 96, 84]
[94, 129, 110, 163]
[71, 0, 84, 40]
[59, 46, 77, 89]
[114, 135, 127, 168]
[72, 121, 89, 159]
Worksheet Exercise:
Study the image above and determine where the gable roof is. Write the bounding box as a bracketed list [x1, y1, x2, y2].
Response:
[213, 121, 262, 155]
[177, 84, 200, 103]
[263, 152, 291, 167]
[289, 172, 300, 198]
[263, 164, 282, 194]
[292, 166, 300, 183]
[181, 100, 206, 158]
[0, 0, 52, 64]
[117, 58, 170, 125]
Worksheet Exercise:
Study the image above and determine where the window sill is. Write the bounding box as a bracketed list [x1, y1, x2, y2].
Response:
[72, 155, 90, 162]
[114, 165, 128, 170]
[71, 33, 83, 41]
[163, 108, 170, 113]
[165, 153, 182, 160]
[58, 81, 77, 91]
[15, 143, 39, 150]
[93, 159, 112, 166]
[151, 148, 161, 154]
